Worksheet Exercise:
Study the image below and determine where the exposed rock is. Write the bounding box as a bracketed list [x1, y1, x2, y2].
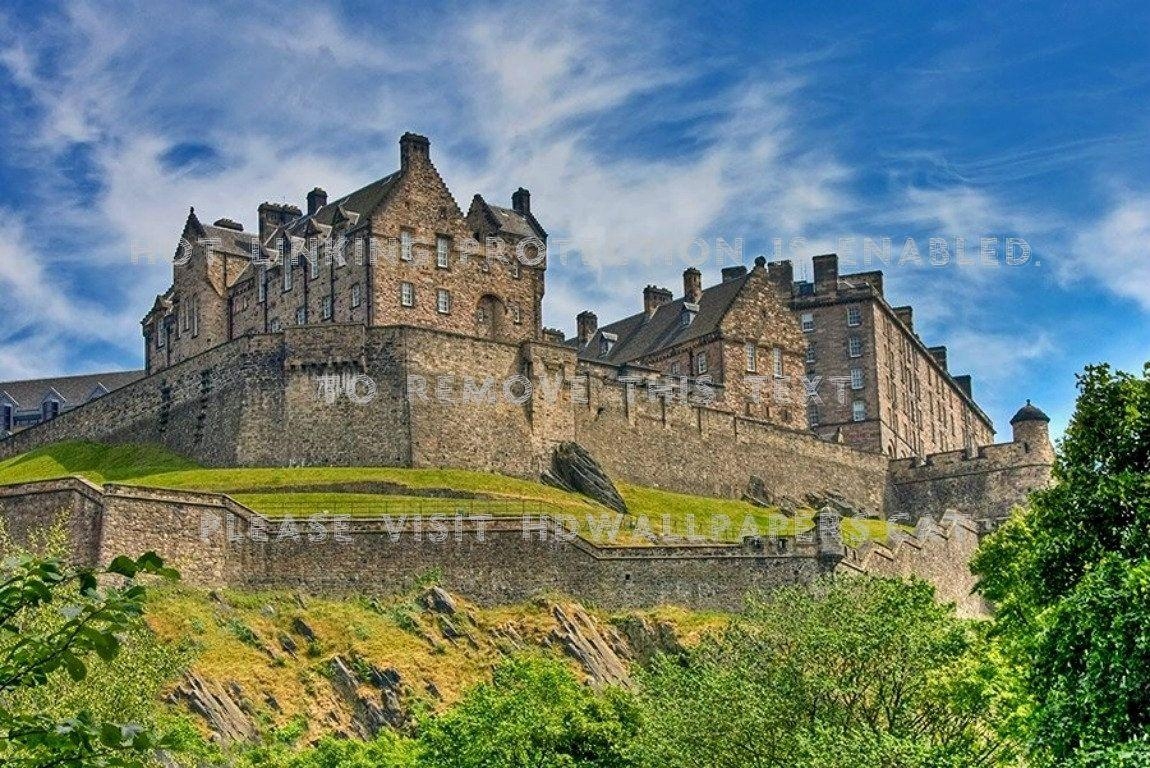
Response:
[291, 617, 318, 642]
[329, 655, 406, 736]
[610, 615, 685, 665]
[277, 632, 298, 655]
[438, 616, 463, 640]
[546, 442, 627, 515]
[168, 673, 257, 745]
[421, 586, 457, 614]
[549, 604, 631, 687]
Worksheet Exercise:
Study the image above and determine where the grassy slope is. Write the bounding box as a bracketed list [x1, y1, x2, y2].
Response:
[0, 441, 900, 545]
[144, 583, 729, 740]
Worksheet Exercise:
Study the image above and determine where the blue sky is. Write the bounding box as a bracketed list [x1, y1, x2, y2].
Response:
[0, 1, 1147, 441]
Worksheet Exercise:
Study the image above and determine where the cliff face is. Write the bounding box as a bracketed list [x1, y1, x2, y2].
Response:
[147, 585, 707, 744]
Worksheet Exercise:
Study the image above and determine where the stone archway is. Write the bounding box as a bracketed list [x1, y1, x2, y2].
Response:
[476, 294, 506, 341]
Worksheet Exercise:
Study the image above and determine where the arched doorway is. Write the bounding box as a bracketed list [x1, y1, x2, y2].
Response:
[476, 294, 506, 341]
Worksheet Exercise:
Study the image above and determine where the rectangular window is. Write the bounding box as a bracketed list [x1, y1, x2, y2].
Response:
[351, 283, 362, 308]
[436, 289, 451, 314]
[801, 312, 814, 332]
[401, 282, 414, 307]
[772, 347, 783, 378]
[848, 335, 862, 357]
[309, 253, 319, 280]
[42, 400, 59, 421]
[852, 400, 866, 422]
[270, 317, 282, 333]
[695, 351, 709, 375]
[847, 306, 861, 327]
[807, 404, 819, 427]
[182, 301, 190, 331]
[669, 361, 682, 376]
[436, 235, 450, 268]
[806, 342, 817, 364]
[258, 269, 267, 303]
[851, 368, 864, 390]
[322, 295, 333, 320]
[511, 303, 522, 324]
[1, 404, 11, 432]
[511, 259, 521, 278]
[400, 230, 413, 261]
[745, 343, 757, 372]
[295, 306, 307, 325]
[191, 296, 199, 337]
[157, 326, 165, 348]
[283, 262, 293, 292]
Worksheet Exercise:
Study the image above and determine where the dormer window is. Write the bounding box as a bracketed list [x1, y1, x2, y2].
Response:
[1, 403, 11, 433]
[599, 332, 617, 356]
[41, 398, 60, 421]
[681, 302, 699, 328]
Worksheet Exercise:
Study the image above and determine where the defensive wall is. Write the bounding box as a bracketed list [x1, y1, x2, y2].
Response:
[0, 478, 982, 613]
[0, 324, 1050, 525]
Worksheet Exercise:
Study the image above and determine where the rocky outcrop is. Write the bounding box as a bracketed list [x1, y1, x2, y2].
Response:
[329, 655, 407, 737]
[543, 442, 628, 514]
[548, 604, 631, 686]
[168, 673, 257, 745]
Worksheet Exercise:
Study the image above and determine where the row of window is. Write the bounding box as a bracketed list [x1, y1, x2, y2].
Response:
[806, 399, 867, 428]
[743, 343, 785, 377]
[800, 305, 861, 333]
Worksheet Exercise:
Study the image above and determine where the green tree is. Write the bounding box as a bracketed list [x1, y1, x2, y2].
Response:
[0, 546, 179, 767]
[631, 577, 1015, 768]
[418, 654, 639, 768]
[973, 363, 1150, 767]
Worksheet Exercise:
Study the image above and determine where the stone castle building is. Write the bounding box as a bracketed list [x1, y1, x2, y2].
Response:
[1, 132, 1052, 534]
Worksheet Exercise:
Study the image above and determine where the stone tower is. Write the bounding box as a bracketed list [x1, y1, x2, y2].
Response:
[1010, 400, 1054, 463]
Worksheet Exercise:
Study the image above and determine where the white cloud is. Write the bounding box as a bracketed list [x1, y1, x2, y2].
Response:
[1068, 196, 1150, 312]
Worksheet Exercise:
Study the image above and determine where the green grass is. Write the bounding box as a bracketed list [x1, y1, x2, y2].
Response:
[0, 441, 906, 545]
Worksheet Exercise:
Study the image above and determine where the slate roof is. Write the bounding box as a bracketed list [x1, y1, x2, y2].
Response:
[283, 171, 402, 240]
[0, 370, 145, 409]
[1010, 400, 1050, 424]
[201, 223, 258, 258]
[570, 274, 751, 364]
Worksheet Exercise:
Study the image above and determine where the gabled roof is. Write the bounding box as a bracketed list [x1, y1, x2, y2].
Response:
[571, 274, 751, 364]
[282, 171, 401, 241]
[469, 195, 546, 240]
[0, 370, 145, 410]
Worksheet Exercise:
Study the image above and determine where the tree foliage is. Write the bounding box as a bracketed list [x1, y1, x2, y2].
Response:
[0, 540, 179, 768]
[973, 363, 1150, 766]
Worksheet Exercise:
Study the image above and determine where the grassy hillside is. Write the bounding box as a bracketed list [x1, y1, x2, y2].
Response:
[0, 441, 900, 545]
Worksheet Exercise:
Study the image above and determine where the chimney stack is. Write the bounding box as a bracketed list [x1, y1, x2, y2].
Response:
[683, 267, 702, 303]
[576, 311, 598, 345]
[721, 265, 747, 282]
[307, 187, 328, 216]
[813, 253, 839, 295]
[928, 345, 948, 371]
[893, 305, 914, 332]
[511, 187, 531, 214]
[399, 132, 431, 172]
[767, 260, 794, 297]
[643, 285, 673, 317]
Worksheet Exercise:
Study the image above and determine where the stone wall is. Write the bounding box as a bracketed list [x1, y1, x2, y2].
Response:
[886, 441, 1053, 527]
[836, 512, 986, 616]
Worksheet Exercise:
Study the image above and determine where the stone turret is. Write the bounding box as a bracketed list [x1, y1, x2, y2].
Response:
[1010, 400, 1054, 463]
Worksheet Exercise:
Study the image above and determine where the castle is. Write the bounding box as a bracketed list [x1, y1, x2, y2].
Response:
[0, 133, 1055, 610]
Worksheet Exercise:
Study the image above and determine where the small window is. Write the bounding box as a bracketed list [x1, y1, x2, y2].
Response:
[283, 261, 293, 292]
[806, 342, 817, 364]
[745, 343, 757, 372]
[191, 296, 200, 337]
[847, 306, 861, 327]
[42, 399, 60, 421]
[848, 335, 863, 357]
[182, 300, 191, 331]
[351, 283, 362, 309]
[801, 312, 814, 332]
[852, 400, 866, 422]
[309, 253, 319, 280]
[851, 368, 864, 390]
[400, 230, 413, 261]
[669, 361, 682, 376]
[270, 317, 282, 332]
[157, 327, 165, 348]
[1, 403, 11, 432]
[322, 295, 333, 320]
[511, 303, 522, 324]
[258, 268, 267, 303]
[511, 259, 521, 278]
[295, 306, 307, 325]
[599, 336, 612, 355]
[436, 235, 450, 268]
[436, 289, 451, 314]
[401, 282, 415, 307]
[772, 347, 783, 378]
[807, 403, 819, 427]
[695, 351, 709, 375]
